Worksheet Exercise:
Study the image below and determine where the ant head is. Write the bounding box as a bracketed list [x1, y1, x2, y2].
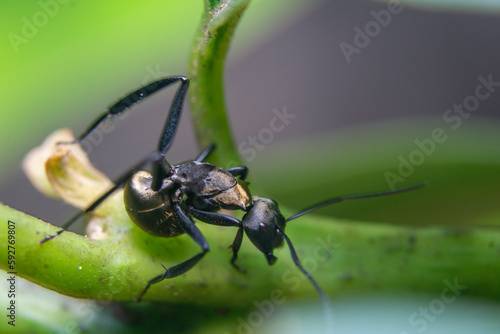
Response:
[242, 197, 286, 265]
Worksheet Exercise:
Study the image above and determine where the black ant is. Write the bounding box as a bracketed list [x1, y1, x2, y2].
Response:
[39, 76, 424, 309]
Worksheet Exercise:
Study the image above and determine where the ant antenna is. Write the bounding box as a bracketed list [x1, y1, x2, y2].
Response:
[278, 182, 425, 332]
[277, 229, 334, 333]
[286, 182, 426, 222]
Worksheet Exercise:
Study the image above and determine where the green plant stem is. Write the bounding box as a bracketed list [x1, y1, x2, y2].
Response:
[2, 202, 500, 303]
[188, 0, 251, 167]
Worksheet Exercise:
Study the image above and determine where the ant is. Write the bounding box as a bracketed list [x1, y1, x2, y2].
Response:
[39, 76, 424, 307]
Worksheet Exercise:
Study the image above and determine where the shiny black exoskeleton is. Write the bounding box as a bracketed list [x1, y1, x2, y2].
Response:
[122, 146, 253, 302]
[123, 158, 251, 238]
[39, 76, 424, 307]
[39, 76, 255, 301]
[188, 184, 424, 313]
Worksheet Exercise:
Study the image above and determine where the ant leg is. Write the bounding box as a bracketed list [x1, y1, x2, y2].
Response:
[225, 166, 248, 180]
[189, 208, 246, 273]
[150, 156, 173, 192]
[189, 208, 241, 227]
[157, 77, 189, 154]
[136, 204, 209, 302]
[230, 227, 246, 273]
[40, 151, 164, 244]
[194, 143, 216, 162]
[150, 76, 191, 190]
[66, 76, 189, 151]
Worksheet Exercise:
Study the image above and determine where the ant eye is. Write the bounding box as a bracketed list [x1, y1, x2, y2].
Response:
[181, 173, 187, 178]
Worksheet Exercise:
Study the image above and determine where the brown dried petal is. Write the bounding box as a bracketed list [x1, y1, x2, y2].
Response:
[23, 129, 113, 210]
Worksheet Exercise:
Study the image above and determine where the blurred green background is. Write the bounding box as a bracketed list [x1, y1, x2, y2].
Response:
[0, 0, 315, 176]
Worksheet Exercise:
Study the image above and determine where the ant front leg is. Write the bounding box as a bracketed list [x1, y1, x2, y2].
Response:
[188, 208, 246, 273]
[63, 76, 189, 151]
[229, 227, 246, 273]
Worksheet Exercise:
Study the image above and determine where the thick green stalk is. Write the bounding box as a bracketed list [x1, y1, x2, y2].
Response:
[188, 0, 250, 167]
[2, 201, 500, 303]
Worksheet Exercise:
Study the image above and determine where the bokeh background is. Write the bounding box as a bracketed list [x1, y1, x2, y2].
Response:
[1, 0, 500, 333]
